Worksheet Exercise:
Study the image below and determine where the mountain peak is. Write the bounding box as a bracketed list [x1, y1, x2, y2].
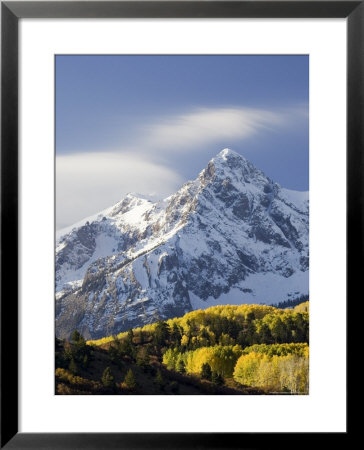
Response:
[213, 148, 246, 163]
[202, 148, 268, 190]
[211, 148, 251, 172]
[217, 147, 240, 158]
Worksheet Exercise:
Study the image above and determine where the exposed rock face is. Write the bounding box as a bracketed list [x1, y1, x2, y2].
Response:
[55, 149, 309, 339]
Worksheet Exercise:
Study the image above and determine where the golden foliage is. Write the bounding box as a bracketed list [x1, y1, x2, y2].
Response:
[87, 302, 309, 347]
[163, 345, 242, 378]
[233, 349, 309, 394]
[242, 342, 309, 357]
[294, 301, 309, 313]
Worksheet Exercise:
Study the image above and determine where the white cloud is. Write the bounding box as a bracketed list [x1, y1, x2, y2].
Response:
[56, 152, 183, 229]
[140, 107, 284, 153]
[56, 105, 308, 228]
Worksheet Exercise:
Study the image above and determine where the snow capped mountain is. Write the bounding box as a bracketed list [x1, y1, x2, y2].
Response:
[55, 149, 309, 339]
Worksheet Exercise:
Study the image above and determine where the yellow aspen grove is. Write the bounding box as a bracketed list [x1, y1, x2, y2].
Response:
[233, 350, 309, 393]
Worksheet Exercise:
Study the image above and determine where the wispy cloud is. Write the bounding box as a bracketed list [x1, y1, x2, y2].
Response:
[56, 152, 183, 229]
[138, 107, 284, 154]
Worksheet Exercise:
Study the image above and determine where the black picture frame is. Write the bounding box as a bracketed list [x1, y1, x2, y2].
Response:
[1, 1, 356, 448]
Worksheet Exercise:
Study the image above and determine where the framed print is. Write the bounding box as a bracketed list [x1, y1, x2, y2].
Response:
[1, 0, 357, 447]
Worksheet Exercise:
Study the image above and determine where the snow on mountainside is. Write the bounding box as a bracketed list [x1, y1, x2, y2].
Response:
[55, 149, 309, 339]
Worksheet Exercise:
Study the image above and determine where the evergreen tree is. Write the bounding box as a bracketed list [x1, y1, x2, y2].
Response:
[171, 323, 182, 345]
[154, 321, 171, 347]
[124, 369, 137, 390]
[71, 330, 82, 343]
[101, 366, 115, 389]
[201, 363, 212, 381]
[121, 337, 135, 360]
[76, 334, 86, 347]
[136, 347, 150, 372]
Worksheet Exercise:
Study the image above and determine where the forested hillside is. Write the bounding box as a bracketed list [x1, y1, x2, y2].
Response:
[56, 302, 309, 395]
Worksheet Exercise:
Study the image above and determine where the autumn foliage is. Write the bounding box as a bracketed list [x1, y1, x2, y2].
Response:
[233, 344, 309, 394]
[60, 301, 310, 395]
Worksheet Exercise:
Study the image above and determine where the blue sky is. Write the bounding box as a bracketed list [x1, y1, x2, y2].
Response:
[56, 55, 308, 229]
